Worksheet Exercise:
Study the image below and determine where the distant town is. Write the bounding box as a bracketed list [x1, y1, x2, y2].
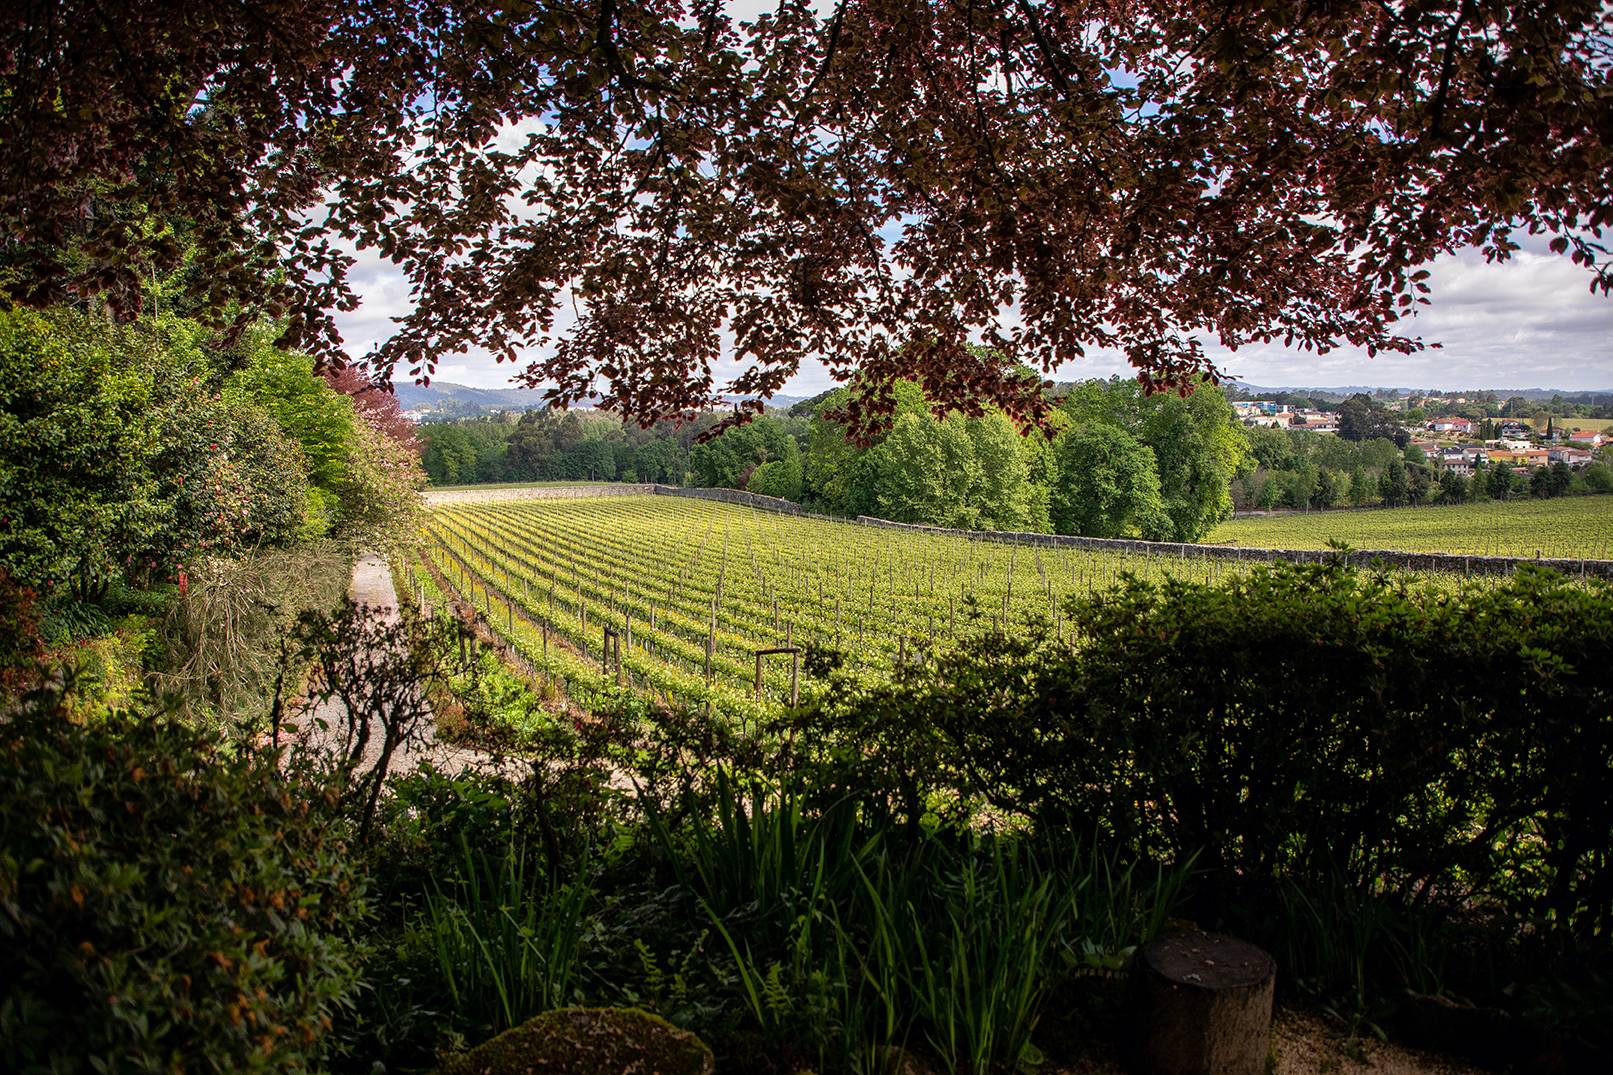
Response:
[1231, 399, 1606, 473]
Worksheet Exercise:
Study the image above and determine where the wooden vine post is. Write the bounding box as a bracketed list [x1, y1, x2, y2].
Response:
[752, 646, 801, 707]
[1138, 932, 1275, 1075]
[601, 625, 622, 685]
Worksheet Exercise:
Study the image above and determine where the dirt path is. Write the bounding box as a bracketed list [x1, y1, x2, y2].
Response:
[298, 552, 499, 777]
[1057, 1009, 1488, 1075]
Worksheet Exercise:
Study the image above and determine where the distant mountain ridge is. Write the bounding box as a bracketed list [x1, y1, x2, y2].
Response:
[393, 381, 549, 411]
[1229, 380, 1613, 399]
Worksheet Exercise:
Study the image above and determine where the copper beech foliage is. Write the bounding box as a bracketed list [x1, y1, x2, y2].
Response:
[3, 2, 1611, 438]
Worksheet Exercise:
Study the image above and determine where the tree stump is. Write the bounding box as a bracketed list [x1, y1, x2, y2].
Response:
[1138, 931, 1275, 1075]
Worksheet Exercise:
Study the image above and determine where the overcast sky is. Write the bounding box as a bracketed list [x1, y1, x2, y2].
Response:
[335, 238, 1613, 397]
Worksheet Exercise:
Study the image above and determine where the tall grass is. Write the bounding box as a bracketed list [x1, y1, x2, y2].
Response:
[422, 842, 591, 1032]
[649, 777, 1191, 1074]
[860, 840, 1067, 1074]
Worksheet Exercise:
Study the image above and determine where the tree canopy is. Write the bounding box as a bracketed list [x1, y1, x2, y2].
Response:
[5, 2, 1611, 436]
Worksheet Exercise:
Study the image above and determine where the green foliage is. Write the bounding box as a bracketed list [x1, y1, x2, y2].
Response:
[805, 381, 1046, 531]
[690, 415, 798, 491]
[1049, 423, 1169, 539]
[423, 415, 519, 485]
[0, 305, 377, 627]
[795, 560, 1613, 1045]
[0, 569, 43, 690]
[151, 388, 312, 557]
[1337, 393, 1405, 443]
[0, 686, 369, 1073]
[0, 307, 164, 597]
[641, 772, 1186, 1073]
[859, 839, 1068, 1075]
[224, 341, 357, 495]
[867, 413, 983, 526]
[422, 843, 592, 1034]
[337, 417, 426, 547]
[747, 449, 804, 501]
[1055, 377, 1247, 540]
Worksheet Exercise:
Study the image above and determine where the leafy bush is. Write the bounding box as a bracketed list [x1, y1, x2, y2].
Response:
[0, 685, 370, 1073]
[789, 561, 1613, 1049]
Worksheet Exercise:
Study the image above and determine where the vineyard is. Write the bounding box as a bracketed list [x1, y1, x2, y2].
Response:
[410, 492, 1613, 723]
[407, 494, 1268, 721]
[1207, 495, 1613, 559]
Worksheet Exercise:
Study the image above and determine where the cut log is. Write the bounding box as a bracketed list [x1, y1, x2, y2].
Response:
[1138, 931, 1275, 1075]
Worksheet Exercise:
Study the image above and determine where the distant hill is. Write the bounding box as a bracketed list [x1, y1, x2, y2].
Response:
[393, 381, 549, 412]
[1229, 380, 1613, 400]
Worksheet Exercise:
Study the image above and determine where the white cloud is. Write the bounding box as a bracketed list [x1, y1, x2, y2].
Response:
[1190, 248, 1613, 391]
[338, 241, 1612, 395]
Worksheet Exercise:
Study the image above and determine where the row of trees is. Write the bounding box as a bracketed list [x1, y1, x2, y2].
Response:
[0, 307, 424, 605]
[798, 377, 1247, 542]
[422, 410, 715, 486]
[422, 377, 1250, 542]
[1235, 425, 1613, 512]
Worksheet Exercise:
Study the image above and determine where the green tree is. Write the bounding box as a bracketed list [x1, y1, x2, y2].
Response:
[1378, 457, 1410, 507]
[965, 411, 1040, 531]
[690, 415, 797, 490]
[866, 413, 981, 527]
[1349, 467, 1375, 506]
[1059, 377, 1247, 541]
[1338, 393, 1403, 443]
[747, 447, 804, 501]
[803, 382, 930, 515]
[422, 424, 477, 484]
[1312, 469, 1342, 510]
[1049, 424, 1169, 539]
[633, 439, 683, 484]
[0, 309, 165, 598]
[1437, 469, 1469, 504]
[224, 342, 356, 493]
[573, 438, 617, 481]
[1406, 463, 1432, 504]
[1488, 463, 1517, 500]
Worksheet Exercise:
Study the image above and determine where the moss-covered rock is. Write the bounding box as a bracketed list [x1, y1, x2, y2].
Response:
[438, 1007, 715, 1075]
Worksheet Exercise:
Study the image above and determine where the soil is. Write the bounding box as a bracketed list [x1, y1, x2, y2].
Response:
[1051, 1007, 1490, 1075]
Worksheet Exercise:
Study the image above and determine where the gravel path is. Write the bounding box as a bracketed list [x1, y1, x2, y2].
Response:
[298, 552, 497, 777]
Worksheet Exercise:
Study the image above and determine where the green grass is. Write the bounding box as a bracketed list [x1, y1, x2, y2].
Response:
[1207, 495, 1613, 559]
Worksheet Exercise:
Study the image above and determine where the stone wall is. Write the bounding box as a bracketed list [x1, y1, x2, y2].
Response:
[851, 515, 1613, 579]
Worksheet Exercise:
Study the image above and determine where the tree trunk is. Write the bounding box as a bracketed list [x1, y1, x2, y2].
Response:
[1138, 932, 1275, 1075]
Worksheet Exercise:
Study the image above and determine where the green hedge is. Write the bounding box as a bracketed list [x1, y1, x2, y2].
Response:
[784, 561, 1613, 1046]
